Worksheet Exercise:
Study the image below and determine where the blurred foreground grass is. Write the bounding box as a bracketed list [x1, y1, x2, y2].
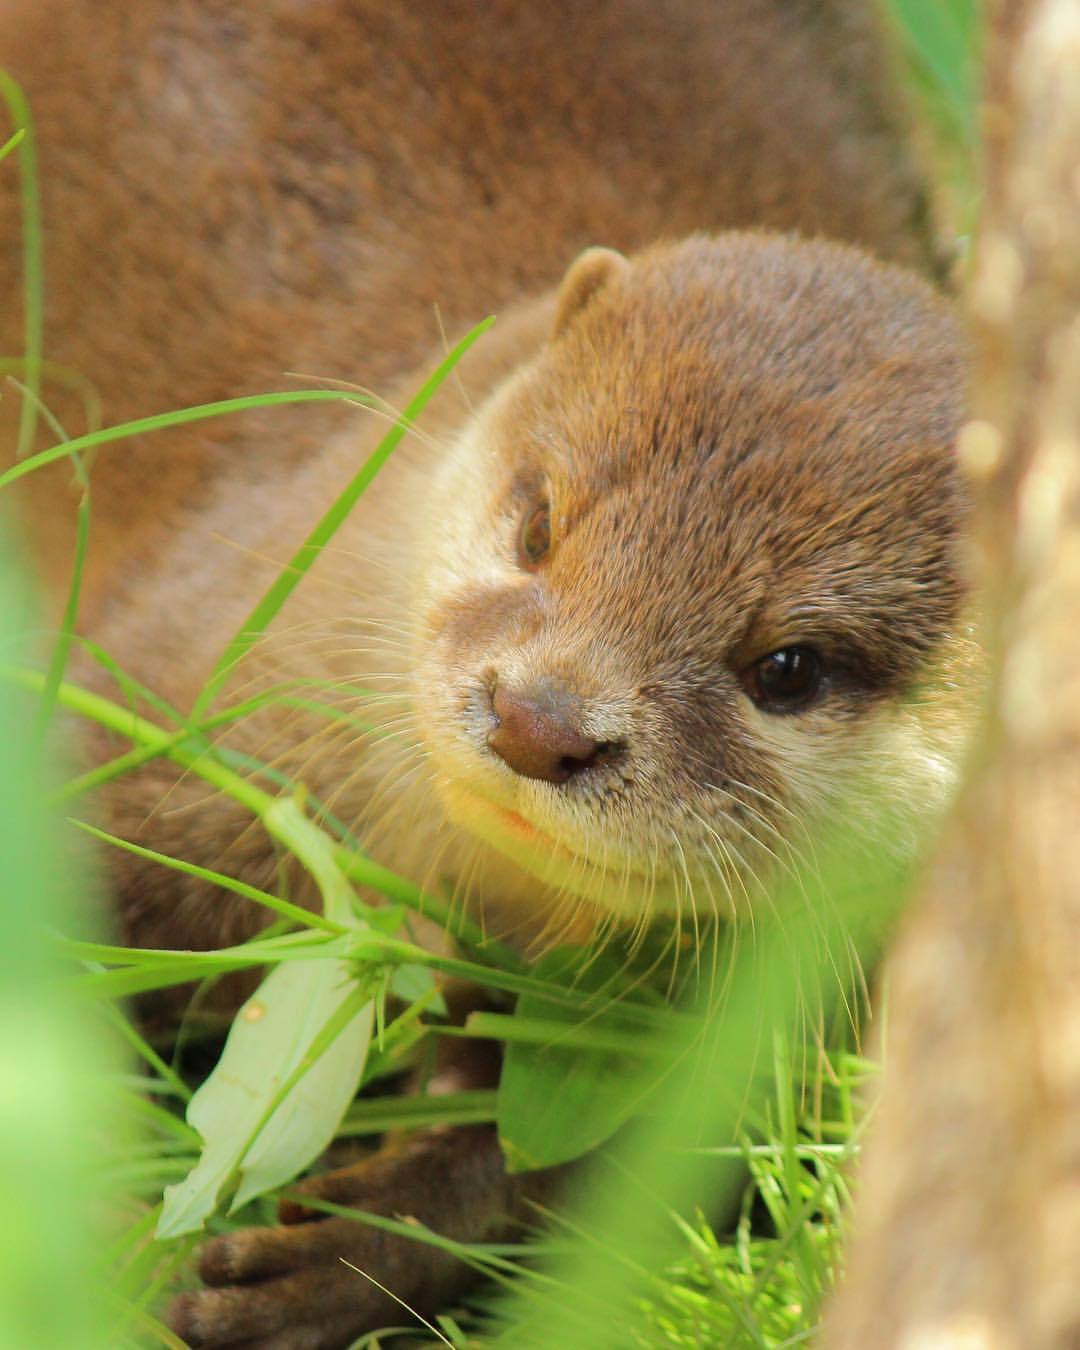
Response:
[0, 540, 116, 1348]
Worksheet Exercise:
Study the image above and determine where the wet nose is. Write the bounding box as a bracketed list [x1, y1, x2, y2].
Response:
[487, 681, 606, 784]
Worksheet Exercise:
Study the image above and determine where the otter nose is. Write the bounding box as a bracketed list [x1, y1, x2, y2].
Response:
[488, 681, 604, 784]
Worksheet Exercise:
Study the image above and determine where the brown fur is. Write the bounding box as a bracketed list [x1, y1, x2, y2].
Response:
[1, 2, 972, 1345]
[3, 0, 940, 605]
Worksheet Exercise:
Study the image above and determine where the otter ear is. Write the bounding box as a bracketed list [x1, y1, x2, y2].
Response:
[553, 246, 630, 337]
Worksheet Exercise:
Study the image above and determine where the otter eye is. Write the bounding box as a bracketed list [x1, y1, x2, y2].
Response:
[518, 502, 552, 569]
[741, 645, 823, 713]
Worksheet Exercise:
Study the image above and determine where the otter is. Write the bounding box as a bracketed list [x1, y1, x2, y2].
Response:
[1, 1, 970, 1345]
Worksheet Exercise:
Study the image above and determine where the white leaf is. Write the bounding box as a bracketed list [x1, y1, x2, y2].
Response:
[157, 957, 373, 1238]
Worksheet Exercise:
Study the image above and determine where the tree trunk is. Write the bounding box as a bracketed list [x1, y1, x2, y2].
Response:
[824, 2, 1080, 1346]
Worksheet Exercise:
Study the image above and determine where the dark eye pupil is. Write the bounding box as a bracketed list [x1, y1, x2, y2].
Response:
[519, 504, 551, 566]
[761, 648, 810, 695]
[744, 646, 822, 712]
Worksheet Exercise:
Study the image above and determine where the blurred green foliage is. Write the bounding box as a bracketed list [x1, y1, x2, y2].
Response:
[0, 532, 116, 1349]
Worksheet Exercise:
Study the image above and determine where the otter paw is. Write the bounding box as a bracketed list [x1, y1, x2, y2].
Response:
[169, 1215, 411, 1348]
[168, 1129, 509, 1349]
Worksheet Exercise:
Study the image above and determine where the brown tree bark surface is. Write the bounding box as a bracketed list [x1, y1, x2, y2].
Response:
[824, 2, 1080, 1346]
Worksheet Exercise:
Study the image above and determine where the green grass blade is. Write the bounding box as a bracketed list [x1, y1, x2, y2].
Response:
[53, 688, 283, 802]
[0, 72, 43, 459]
[0, 390, 371, 490]
[0, 125, 25, 162]
[0, 356, 103, 430]
[3, 665, 277, 815]
[6, 382, 94, 741]
[99, 1001, 192, 1104]
[9, 663, 508, 956]
[338, 1089, 497, 1136]
[190, 316, 494, 719]
[69, 819, 345, 935]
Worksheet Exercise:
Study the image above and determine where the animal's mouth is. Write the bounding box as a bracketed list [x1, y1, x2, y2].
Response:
[451, 786, 585, 867]
[440, 781, 674, 917]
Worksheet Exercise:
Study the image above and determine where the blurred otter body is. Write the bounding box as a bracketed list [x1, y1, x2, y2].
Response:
[3, 0, 942, 607]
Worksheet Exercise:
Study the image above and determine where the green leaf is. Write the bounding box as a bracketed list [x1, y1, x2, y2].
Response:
[157, 957, 375, 1237]
[496, 948, 668, 1173]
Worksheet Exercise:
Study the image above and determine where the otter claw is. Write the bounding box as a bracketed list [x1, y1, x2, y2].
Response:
[169, 1217, 388, 1345]
[166, 1126, 529, 1349]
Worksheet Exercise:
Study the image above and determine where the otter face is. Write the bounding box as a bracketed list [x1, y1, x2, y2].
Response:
[410, 235, 971, 924]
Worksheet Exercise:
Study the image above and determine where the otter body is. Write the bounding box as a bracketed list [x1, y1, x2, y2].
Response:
[1, 2, 970, 1344]
[4, 0, 940, 605]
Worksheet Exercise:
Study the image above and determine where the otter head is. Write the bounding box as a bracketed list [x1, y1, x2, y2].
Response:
[409, 234, 971, 927]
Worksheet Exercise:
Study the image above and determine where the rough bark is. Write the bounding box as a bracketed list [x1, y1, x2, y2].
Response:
[824, 2, 1080, 1346]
